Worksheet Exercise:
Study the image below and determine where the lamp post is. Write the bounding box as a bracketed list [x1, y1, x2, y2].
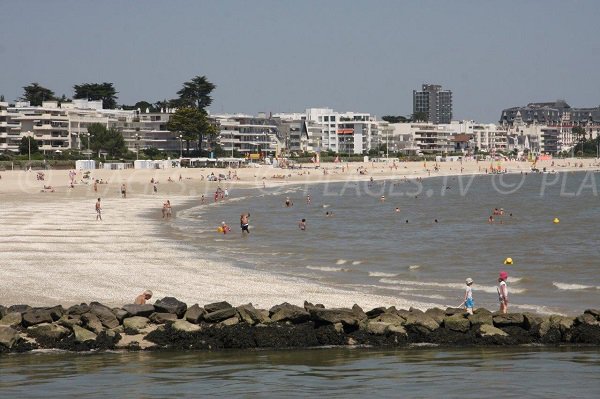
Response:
[135, 133, 140, 160]
[179, 134, 183, 159]
[86, 132, 91, 160]
[26, 131, 32, 162]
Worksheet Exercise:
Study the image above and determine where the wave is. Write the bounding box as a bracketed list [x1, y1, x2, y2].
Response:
[379, 278, 526, 294]
[336, 259, 348, 265]
[306, 266, 349, 272]
[408, 265, 421, 270]
[352, 261, 362, 265]
[553, 282, 599, 291]
[368, 272, 397, 278]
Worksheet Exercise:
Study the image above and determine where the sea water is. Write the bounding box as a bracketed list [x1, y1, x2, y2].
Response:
[171, 171, 600, 315]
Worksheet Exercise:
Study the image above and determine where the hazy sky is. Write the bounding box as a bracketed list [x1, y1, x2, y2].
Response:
[1, 0, 599, 122]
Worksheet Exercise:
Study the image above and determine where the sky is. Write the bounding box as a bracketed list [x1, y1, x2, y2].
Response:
[1, 0, 599, 123]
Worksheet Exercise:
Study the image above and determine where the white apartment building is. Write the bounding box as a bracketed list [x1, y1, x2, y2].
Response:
[214, 114, 282, 157]
[305, 108, 378, 155]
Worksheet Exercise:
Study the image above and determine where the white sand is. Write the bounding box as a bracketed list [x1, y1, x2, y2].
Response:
[0, 158, 598, 309]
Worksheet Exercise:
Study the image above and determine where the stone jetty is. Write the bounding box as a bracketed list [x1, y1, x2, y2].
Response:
[1, 298, 599, 352]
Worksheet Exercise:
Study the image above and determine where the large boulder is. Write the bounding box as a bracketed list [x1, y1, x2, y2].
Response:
[46, 306, 64, 321]
[375, 312, 406, 326]
[0, 312, 22, 327]
[184, 304, 206, 324]
[404, 313, 440, 334]
[425, 308, 446, 324]
[122, 304, 156, 318]
[366, 307, 387, 318]
[549, 315, 574, 334]
[172, 320, 201, 333]
[0, 305, 6, 318]
[7, 305, 32, 314]
[72, 325, 97, 343]
[27, 323, 70, 341]
[0, 326, 20, 348]
[584, 309, 600, 320]
[468, 312, 494, 327]
[367, 321, 391, 335]
[478, 324, 508, 337]
[352, 304, 368, 320]
[90, 303, 120, 329]
[123, 316, 150, 333]
[576, 313, 600, 326]
[154, 297, 188, 318]
[81, 313, 105, 334]
[219, 316, 240, 327]
[22, 309, 54, 327]
[269, 303, 310, 324]
[309, 307, 363, 326]
[112, 308, 129, 323]
[493, 313, 525, 328]
[443, 314, 471, 333]
[57, 314, 82, 329]
[149, 313, 178, 324]
[204, 301, 232, 314]
[204, 307, 238, 323]
[67, 303, 90, 315]
[236, 304, 264, 326]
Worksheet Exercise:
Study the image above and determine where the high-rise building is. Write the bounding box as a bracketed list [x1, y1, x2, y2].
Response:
[413, 84, 453, 124]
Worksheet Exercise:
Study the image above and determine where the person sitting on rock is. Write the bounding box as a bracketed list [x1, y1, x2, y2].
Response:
[134, 290, 153, 304]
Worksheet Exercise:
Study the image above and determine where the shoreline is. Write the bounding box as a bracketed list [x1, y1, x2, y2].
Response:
[0, 159, 599, 310]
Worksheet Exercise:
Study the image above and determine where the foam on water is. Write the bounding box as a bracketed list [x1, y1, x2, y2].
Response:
[408, 265, 421, 270]
[352, 261, 362, 265]
[553, 282, 599, 291]
[379, 278, 526, 294]
[368, 272, 397, 278]
[306, 266, 348, 272]
[336, 259, 348, 265]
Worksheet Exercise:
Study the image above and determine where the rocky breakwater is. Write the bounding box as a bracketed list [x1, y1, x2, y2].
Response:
[1, 299, 600, 353]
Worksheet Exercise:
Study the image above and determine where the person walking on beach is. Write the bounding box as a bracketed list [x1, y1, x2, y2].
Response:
[240, 213, 250, 235]
[460, 278, 475, 314]
[121, 184, 127, 198]
[134, 290, 153, 304]
[162, 201, 167, 218]
[497, 271, 509, 314]
[166, 200, 172, 219]
[95, 198, 102, 221]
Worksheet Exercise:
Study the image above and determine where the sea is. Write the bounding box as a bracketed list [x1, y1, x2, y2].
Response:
[1, 171, 599, 397]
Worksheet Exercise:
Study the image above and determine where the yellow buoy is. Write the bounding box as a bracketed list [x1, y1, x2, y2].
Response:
[504, 257, 513, 265]
[217, 226, 224, 233]
[553, 218, 560, 224]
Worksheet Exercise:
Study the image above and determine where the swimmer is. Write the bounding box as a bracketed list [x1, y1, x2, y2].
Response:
[488, 215, 494, 224]
[240, 213, 250, 235]
[306, 194, 311, 204]
[380, 195, 385, 203]
[395, 207, 400, 213]
[299, 218, 306, 230]
[220, 221, 230, 234]
[434, 219, 439, 223]
[285, 197, 293, 207]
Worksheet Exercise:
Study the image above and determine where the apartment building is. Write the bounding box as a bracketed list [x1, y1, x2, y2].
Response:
[214, 114, 282, 157]
[413, 84, 453, 124]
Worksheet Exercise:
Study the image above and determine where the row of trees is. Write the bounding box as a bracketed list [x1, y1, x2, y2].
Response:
[381, 112, 429, 124]
[18, 82, 118, 109]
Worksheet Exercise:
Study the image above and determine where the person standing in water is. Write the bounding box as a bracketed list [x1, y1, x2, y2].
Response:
[299, 218, 306, 230]
[95, 198, 102, 221]
[497, 271, 509, 314]
[240, 213, 250, 235]
[460, 278, 474, 314]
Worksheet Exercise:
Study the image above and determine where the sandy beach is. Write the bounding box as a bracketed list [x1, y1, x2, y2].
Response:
[1, 158, 598, 309]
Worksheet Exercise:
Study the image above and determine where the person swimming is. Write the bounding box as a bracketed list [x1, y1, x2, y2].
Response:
[299, 218, 306, 230]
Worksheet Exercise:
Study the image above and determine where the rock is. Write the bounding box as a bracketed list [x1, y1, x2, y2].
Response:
[185, 304, 206, 324]
[220, 316, 240, 326]
[303, 301, 315, 310]
[374, 313, 406, 326]
[445, 307, 464, 316]
[550, 315, 574, 333]
[0, 326, 20, 348]
[8, 304, 32, 314]
[309, 307, 363, 326]
[27, 323, 70, 341]
[90, 303, 120, 329]
[57, 315, 82, 328]
[67, 303, 90, 315]
[443, 314, 471, 333]
[149, 312, 178, 324]
[523, 313, 545, 331]
[122, 304, 156, 318]
[468, 312, 493, 327]
[473, 308, 492, 316]
[172, 319, 201, 333]
[388, 324, 407, 336]
[409, 307, 424, 315]
[493, 313, 525, 328]
[0, 312, 22, 327]
[115, 333, 157, 350]
[396, 309, 412, 319]
[73, 325, 97, 343]
[236, 304, 263, 326]
[154, 297, 188, 318]
[333, 323, 344, 333]
[204, 301, 233, 314]
[47, 306, 64, 321]
[112, 308, 129, 323]
[352, 304, 368, 320]
[204, 307, 238, 323]
[123, 316, 149, 332]
[366, 307, 386, 318]
[577, 314, 600, 326]
[404, 313, 440, 334]
[22, 309, 54, 327]
[367, 321, 391, 335]
[81, 313, 105, 334]
[425, 308, 446, 324]
[270, 303, 310, 324]
[584, 309, 600, 320]
[478, 324, 508, 337]
[0, 305, 6, 318]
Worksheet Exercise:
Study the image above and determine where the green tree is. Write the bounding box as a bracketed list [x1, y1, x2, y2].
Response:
[176, 75, 216, 111]
[382, 115, 409, 123]
[19, 136, 40, 155]
[167, 107, 213, 155]
[142, 147, 161, 159]
[86, 123, 127, 158]
[411, 112, 429, 122]
[0, 94, 5, 102]
[20, 82, 56, 106]
[73, 82, 118, 109]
